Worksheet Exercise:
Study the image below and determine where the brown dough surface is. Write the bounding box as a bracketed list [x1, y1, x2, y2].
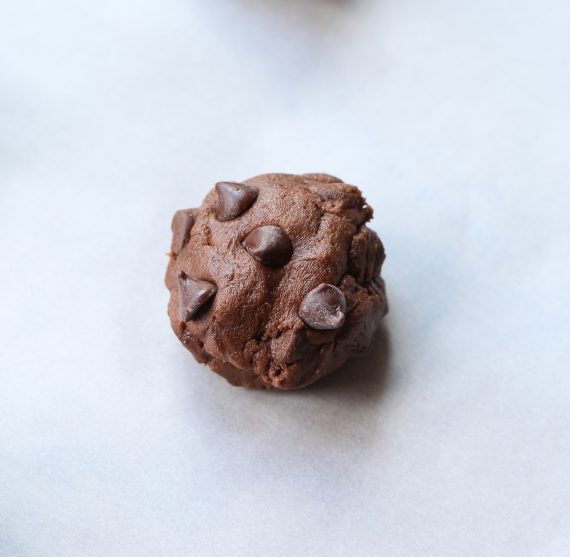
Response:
[165, 173, 388, 389]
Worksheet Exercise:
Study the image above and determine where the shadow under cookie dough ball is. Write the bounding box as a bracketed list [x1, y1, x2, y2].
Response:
[165, 173, 388, 390]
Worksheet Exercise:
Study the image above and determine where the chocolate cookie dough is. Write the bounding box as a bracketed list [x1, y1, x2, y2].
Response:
[165, 173, 388, 390]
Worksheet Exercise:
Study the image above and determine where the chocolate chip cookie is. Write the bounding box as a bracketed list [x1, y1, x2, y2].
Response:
[165, 173, 388, 390]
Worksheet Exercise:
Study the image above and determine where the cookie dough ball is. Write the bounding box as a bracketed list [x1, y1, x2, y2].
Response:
[165, 173, 388, 390]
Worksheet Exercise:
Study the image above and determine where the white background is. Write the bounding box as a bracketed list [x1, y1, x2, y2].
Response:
[1, 0, 569, 555]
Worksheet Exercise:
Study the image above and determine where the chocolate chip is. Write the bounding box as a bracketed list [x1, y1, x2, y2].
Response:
[178, 272, 217, 321]
[299, 284, 347, 330]
[215, 182, 258, 221]
[243, 225, 293, 267]
[171, 209, 196, 254]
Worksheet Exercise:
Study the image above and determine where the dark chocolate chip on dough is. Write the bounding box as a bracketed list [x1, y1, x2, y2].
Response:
[215, 182, 258, 221]
[178, 272, 217, 321]
[171, 209, 195, 254]
[243, 225, 293, 267]
[299, 284, 347, 330]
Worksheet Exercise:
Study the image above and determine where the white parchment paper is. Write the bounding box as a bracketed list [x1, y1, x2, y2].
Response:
[1, 0, 569, 555]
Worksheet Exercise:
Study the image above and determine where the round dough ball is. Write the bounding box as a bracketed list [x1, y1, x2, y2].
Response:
[165, 173, 388, 390]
